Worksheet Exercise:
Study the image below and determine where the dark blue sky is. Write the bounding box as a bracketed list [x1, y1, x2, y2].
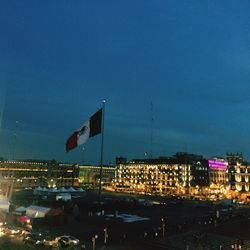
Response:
[1, 0, 250, 164]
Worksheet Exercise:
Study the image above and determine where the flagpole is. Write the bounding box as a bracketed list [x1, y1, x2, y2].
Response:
[98, 99, 106, 203]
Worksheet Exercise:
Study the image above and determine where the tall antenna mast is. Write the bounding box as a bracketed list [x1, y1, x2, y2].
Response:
[150, 101, 154, 159]
[13, 121, 19, 160]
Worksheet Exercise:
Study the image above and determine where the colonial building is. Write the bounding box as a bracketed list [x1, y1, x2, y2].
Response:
[226, 152, 243, 192]
[115, 158, 179, 194]
[115, 153, 209, 195]
[224, 153, 250, 200]
[78, 165, 116, 187]
[175, 153, 209, 190]
[233, 164, 250, 193]
[0, 160, 79, 188]
[208, 158, 228, 195]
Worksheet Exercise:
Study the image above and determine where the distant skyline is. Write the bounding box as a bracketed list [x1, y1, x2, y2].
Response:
[1, 1, 250, 164]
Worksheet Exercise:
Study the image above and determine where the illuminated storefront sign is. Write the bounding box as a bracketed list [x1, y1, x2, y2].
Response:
[208, 160, 228, 170]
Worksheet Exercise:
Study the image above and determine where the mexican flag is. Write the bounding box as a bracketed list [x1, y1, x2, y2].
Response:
[66, 108, 102, 152]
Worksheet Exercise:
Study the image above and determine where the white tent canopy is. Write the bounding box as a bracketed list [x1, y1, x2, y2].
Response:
[59, 187, 67, 192]
[0, 200, 10, 212]
[36, 186, 43, 191]
[77, 188, 86, 192]
[33, 186, 49, 195]
[68, 187, 77, 192]
[49, 188, 58, 193]
[15, 206, 27, 212]
[33, 186, 86, 195]
[26, 205, 50, 218]
[56, 193, 71, 201]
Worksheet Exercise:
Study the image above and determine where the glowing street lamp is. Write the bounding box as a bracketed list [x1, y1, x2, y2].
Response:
[92, 235, 98, 250]
[161, 218, 165, 237]
[104, 228, 108, 244]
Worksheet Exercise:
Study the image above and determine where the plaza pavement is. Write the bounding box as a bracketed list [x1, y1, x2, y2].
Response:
[149, 231, 250, 250]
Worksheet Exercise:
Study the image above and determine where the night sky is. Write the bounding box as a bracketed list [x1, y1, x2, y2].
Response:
[1, 1, 250, 164]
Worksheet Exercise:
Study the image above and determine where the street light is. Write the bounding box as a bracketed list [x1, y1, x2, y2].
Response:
[161, 218, 165, 237]
[92, 234, 98, 250]
[104, 228, 108, 244]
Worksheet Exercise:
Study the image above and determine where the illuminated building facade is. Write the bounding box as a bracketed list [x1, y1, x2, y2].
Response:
[175, 153, 209, 192]
[115, 160, 179, 194]
[232, 164, 250, 193]
[208, 159, 228, 194]
[0, 160, 79, 188]
[78, 165, 116, 186]
[115, 154, 209, 195]
[226, 153, 250, 200]
[5, 153, 250, 200]
[227, 153, 243, 192]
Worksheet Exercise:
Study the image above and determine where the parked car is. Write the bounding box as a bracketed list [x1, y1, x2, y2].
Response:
[55, 235, 80, 247]
[3, 225, 21, 235]
[23, 233, 44, 246]
[43, 235, 57, 247]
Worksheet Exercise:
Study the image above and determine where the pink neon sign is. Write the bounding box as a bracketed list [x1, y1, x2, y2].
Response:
[208, 160, 228, 170]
